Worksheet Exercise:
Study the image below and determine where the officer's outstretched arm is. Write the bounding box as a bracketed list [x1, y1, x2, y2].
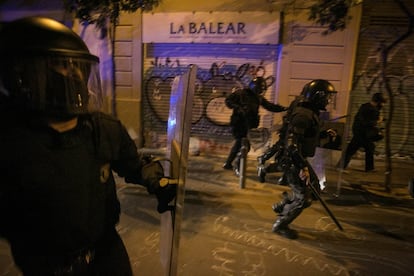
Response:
[94, 113, 176, 213]
[260, 97, 288, 113]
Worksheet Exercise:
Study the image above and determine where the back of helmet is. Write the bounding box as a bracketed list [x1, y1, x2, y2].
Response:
[248, 77, 267, 95]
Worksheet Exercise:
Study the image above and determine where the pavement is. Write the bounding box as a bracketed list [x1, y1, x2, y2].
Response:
[1, 150, 414, 276]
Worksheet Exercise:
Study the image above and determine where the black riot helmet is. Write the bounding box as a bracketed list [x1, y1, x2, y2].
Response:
[301, 79, 337, 110]
[0, 16, 102, 118]
[248, 77, 267, 95]
[372, 92, 386, 104]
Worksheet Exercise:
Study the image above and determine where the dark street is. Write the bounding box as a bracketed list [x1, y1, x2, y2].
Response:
[1, 154, 413, 276]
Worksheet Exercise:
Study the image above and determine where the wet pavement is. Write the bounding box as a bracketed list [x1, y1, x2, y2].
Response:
[1, 152, 414, 276]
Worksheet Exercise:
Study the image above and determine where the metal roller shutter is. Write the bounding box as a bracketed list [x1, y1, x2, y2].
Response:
[350, 0, 414, 157]
[142, 42, 281, 155]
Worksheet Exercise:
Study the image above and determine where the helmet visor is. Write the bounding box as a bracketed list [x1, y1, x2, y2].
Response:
[1, 55, 102, 116]
[323, 90, 337, 111]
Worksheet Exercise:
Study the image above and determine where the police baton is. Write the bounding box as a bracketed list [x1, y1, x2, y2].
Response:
[306, 177, 344, 231]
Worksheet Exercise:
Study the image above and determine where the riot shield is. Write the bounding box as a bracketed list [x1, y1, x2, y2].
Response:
[160, 65, 196, 276]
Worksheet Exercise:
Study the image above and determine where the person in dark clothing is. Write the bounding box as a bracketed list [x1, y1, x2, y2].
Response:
[338, 92, 386, 172]
[0, 17, 176, 276]
[257, 94, 304, 183]
[223, 77, 287, 174]
[257, 88, 339, 184]
[271, 79, 337, 239]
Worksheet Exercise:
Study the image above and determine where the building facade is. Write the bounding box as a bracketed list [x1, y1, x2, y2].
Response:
[1, 0, 413, 158]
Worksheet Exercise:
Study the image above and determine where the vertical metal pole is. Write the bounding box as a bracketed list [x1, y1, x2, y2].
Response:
[239, 138, 248, 189]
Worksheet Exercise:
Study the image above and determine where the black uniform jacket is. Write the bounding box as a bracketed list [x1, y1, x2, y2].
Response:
[352, 102, 381, 140]
[0, 111, 146, 257]
[225, 88, 285, 138]
[287, 103, 321, 169]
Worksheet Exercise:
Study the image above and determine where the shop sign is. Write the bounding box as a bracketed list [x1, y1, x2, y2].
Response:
[143, 11, 280, 44]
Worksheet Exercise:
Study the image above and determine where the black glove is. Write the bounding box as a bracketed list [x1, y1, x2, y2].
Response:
[154, 178, 177, 213]
[140, 157, 177, 213]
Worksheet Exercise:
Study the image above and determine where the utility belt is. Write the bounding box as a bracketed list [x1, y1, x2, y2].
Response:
[17, 246, 96, 276]
[53, 247, 96, 275]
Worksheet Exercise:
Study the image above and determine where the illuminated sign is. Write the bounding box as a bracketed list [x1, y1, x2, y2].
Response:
[143, 11, 280, 44]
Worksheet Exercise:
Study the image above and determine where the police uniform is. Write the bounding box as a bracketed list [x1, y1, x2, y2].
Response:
[271, 79, 337, 239]
[0, 112, 145, 275]
[0, 17, 175, 275]
[271, 103, 321, 236]
[223, 84, 286, 169]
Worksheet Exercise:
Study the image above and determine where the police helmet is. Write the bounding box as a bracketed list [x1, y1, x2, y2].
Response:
[301, 79, 337, 110]
[372, 92, 386, 103]
[248, 77, 267, 95]
[0, 16, 102, 118]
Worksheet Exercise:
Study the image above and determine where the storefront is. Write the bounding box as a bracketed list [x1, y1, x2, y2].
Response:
[141, 11, 283, 155]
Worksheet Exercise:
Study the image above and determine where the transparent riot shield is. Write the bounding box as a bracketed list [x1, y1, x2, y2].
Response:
[160, 65, 196, 276]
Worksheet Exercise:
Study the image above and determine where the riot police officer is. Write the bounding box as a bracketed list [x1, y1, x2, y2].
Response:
[271, 79, 337, 239]
[0, 17, 175, 275]
[223, 77, 286, 174]
[257, 94, 304, 183]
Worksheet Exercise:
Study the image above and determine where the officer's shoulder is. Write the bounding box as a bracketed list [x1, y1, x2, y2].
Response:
[88, 111, 123, 128]
[231, 87, 246, 94]
[226, 89, 241, 100]
[292, 105, 308, 113]
[90, 111, 118, 121]
[291, 106, 314, 118]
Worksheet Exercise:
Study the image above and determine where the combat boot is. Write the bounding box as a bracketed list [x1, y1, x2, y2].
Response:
[257, 165, 266, 183]
[272, 202, 284, 214]
[257, 156, 265, 166]
[222, 163, 233, 170]
[271, 192, 290, 213]
[234, 166, 240, 177]
[272, 218, 298, 239]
